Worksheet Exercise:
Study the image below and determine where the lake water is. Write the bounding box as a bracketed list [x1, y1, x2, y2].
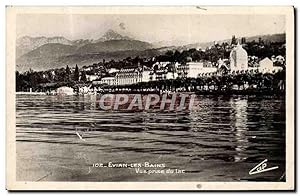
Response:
[16, 94, 286, 182]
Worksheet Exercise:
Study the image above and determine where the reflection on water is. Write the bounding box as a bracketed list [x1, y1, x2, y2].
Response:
[16, 94, 286, 181]
[232, 98, 249, 162]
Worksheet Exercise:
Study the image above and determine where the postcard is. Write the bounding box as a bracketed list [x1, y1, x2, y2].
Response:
[6, 6, 295, 190]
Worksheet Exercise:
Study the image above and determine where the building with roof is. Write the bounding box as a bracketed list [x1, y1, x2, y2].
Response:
[86, 74, 99, 82]
[97, 67, 152, 86]
[230, 42, 248, 71]
[108, 68, 119, 74]
[99, 77, 116, 86]
[259, 57, 273, 70]
[150, 70, 178, 81]
[149, 62, 179, 81]
[258, 57, 283, 73]
[115, 68, 141, 85]
[178, 61, 217, 78]
[141, 70, 151, 83]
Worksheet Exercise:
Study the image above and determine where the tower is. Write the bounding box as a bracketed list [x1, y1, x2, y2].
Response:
[230, 42, 248, 70]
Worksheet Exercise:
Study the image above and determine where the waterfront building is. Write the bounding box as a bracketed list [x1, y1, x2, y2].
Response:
[178, 61, 217, 78]
[108, 68, 119, 74]
[92, 42, 284, 88]
[96, 67, 152, 86]
[141, 70, 151, 82]
[99, 77, 116, 86]
[230, 42, 248, 71]
[150, 70, 178, 81]
[115, 68, 141, 85]
[56, 86, 74, 95]
[152, 62, 171, 70]
[259, 57, 273, 70]
[78, 86, 90, 94]
[150, 62, 179, 81]
[86, 74, 99, 81]
[258, 57, 283, 73]
[165, 72, 178, 80]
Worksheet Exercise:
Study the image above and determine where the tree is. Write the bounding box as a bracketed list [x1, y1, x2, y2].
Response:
[80, 71, 87, 82]
[231, 35, 237, 45]
[263, 73, 274, 89]
[241, 37, 246, 44]
[233, 74, 245, 90]
[65, 65, 71, 82]
[74, 64, 79, 81]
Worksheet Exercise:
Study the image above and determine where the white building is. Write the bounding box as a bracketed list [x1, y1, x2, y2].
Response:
[150, 62, 179, 81]
[166, 72, 178, 80]
[259, 57, 273, 72]
[108, 68, 119, 74]
[178, 61, 217, 78]
[152, 62, 171, 70]
[94, 68, 153, 86]
[56, 86, 74, 95]
[258, 57, 283, 73]
[115, 68, 141, 85]
[86, 74, 99, 81]
[79, 86, 90, 94]
[141, 70, 151, 83]
[150, 70, 178, 81]
[230, 43, 248, 71]
[100, 77, 116, 86]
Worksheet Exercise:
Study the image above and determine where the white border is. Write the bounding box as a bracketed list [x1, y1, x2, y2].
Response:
[2, 3, 297, 192]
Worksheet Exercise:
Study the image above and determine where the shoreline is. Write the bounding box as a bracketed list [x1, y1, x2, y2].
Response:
[16, 92, 46, 95]
[15, 90, 285, 96]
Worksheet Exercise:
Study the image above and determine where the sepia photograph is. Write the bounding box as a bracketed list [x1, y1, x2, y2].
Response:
[6, 6, 295, 190]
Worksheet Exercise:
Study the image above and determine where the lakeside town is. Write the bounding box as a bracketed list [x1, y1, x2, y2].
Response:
[12, 8, 291, 186]
[16, 35, 286, 95]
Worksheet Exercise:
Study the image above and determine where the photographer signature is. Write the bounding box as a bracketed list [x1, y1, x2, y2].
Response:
[249, 159, 279, 175]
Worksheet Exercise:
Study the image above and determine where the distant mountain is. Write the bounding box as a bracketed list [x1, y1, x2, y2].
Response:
[23, 43, 77, 58]
[77, 39, 152, 53]
[17, 39, 153, 72]
[16, 32, 285, 72]
[16, 43, 78, 72]
[17, 49, 162, 72]
[181, 33, 286, 50]
[244, 33, 285, 43]
[72, 39, 95, 47]
[16, 36, 73, 58]
[95, 29, 132, 42]
[16, 29, 133, 58]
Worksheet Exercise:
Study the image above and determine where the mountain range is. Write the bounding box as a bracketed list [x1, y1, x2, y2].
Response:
[16, 30, 285, 72]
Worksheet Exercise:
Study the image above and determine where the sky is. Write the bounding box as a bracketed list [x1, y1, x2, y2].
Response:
[16, 14, 285, 44]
